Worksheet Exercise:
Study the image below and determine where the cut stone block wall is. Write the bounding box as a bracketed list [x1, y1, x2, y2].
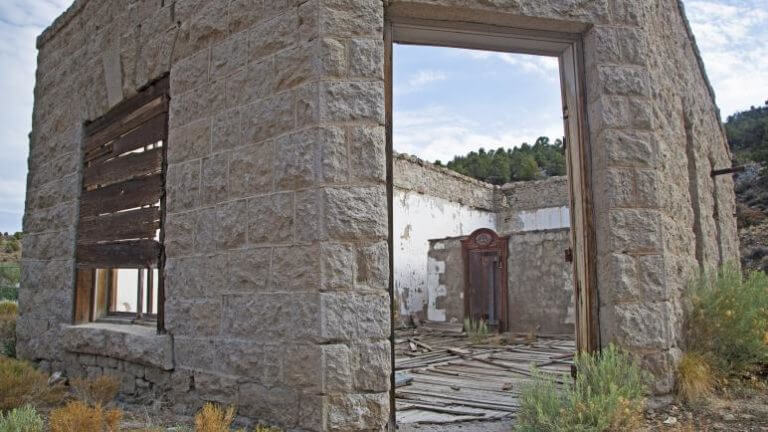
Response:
[426, 229, 574, 334]
[20, 0, 739, 429]
[507, 228, 575, 335]
[497, 176, 571, 234]
[22, 0, 390, 430]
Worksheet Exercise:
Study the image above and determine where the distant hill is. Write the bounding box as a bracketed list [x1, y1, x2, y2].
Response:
[0, 233, 21, 264]
[437, 136, 566, 185]
[727, 102, 768, 274]
[726, 103, 768, 167]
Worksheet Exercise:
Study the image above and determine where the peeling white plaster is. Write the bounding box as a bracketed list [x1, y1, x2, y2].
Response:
[394, 189, 496, 317]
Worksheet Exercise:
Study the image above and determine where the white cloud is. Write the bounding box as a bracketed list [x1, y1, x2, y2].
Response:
[394, 106, 564, 163]
[395, 69, 448, 95]
[685, 0, 768, 115]
[0, 0, 71, 233]
[462, 50, 560, 81]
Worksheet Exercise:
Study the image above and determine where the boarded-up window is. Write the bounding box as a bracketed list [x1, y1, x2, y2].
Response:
[74, 76, 168, 331]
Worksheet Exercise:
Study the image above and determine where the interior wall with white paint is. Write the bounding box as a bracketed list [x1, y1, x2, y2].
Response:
[498, 206, 571, 233]
[394, 189, 496, 318]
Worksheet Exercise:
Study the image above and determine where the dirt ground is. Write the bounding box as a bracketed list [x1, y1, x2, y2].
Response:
[642, 388, 768, 431]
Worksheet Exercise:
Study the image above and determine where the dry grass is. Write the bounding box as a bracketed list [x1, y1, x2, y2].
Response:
[49, 401, 122, 432]
[676, 352, 714, 403]
[194, 403, 239, 432]
[0, 356, 66, 412]
[71, 375, 121, 407]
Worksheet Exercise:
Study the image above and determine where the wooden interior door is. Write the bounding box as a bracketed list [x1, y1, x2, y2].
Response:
[462, 229, 509, 332]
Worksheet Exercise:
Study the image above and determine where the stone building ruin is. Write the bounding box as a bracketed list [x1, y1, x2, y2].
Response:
[393, 153, 574, 334]
[19, 0, 738, 430]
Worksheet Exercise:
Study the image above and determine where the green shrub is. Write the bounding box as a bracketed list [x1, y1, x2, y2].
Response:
[0, 405, 43, 432]
[517, 345, 648, 432]
[685, 266, 768, 376]
[0, 302, 16, 358]
[463, 318, 489, 343]
[0, 288, 16, 302]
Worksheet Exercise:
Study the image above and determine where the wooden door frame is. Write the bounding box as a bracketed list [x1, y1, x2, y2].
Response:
[461, 228, 510, 332]
[384, 18, 599, 352]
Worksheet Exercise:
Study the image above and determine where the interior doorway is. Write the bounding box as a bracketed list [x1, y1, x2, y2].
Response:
[463, 228, 509, 332]
[387, 17, 597, 430]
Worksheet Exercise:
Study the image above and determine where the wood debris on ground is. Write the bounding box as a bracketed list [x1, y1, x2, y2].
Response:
[395, 321, 575, 426]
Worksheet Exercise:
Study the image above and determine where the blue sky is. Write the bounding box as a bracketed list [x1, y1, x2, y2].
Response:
[0, 0, 766, 233]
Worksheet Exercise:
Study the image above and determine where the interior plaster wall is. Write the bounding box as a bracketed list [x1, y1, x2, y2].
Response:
[393, 154, 496, 319]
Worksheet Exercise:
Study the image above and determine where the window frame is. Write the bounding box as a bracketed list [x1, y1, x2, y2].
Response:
[73, 75, 169, 333]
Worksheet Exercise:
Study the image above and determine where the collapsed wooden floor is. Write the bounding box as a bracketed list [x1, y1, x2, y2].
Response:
[394, 322, 575, 427]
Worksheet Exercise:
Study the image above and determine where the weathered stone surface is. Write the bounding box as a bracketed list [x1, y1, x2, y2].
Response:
[60, 324, 173, 370]
[201, 152, 229, 205]
[168, 118, 211, 164]
[320, 81, 385, 123]
[349, 125, 386, 183]
[324, 186, 387, 240]
[326, 393, 389, 431]
[241, 93, 295, 144]
[321, 293, 390, 341]
[272, 245, 321, 292]
[229, 141, 273, 198]
[348, 38, 384, 78]
[228, 247, 271, 293]
[165, 298, 222, 337]
[600, 301, 676, 350]
[247, 193, 294, 244]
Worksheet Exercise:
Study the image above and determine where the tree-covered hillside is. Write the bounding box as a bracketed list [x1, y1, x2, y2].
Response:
[437, 136, 566, 185]
[726, 102, 768, 169]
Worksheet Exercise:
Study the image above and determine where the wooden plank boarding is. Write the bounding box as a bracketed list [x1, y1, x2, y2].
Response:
[84, 97, 167, 155]
[77, 240, 161, 268]
[76, 74, 168, 327]
[83, 147, 162, 188]
[78, 207, 160, 244]
[80, 174, 163, 217]
[85, 113, 166, 163]
[84, 76, 169, 138]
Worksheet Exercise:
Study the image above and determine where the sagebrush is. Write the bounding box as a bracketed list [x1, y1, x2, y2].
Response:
[49, 401, 122, 432]
[517, 344, 648, 432]
[684, 266, 768, 376]
[71, 375, 120, 407]
[0, 356, 66, 412]
[0, 405, 43, 432]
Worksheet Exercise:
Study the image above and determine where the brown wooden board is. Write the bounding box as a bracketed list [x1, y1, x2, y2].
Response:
[79, 207, 160, 244]
[84, 97, 168, 156]
[83, 147, 162, 188]
[84, 76, 169, 138]
[77, 240, 161, 268]
[74, 269, 94, 324]
[80, 174, 163, 218]
[85, 113, 166, 163]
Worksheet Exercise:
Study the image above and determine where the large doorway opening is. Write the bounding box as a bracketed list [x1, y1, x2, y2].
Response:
[387, 20, 596, 430]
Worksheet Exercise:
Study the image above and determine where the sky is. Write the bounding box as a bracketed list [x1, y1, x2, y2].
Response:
[0, 1, 766, 233]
